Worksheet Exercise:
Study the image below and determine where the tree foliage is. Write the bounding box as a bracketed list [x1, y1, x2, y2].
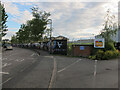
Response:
[0, 2, 8, 37]
[12, 6, 51, 44]
[100, 9, 117, 43]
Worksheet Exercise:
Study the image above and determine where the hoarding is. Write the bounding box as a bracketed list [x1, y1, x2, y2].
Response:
[94, 38, 105, 48]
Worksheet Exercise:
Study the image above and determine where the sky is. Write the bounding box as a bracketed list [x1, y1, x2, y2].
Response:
[2, 1, 118, 41]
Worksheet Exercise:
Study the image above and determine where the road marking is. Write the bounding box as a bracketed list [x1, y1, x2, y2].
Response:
[37, 54, 40, 56]
[20, 59, 24, 62]
[31, 53, 35, 56]
[2, 63, 12, 68]
[44, 56, 53, 58]
[58, 59, 82, 73]
[15, 59, 24, 62]
[2, 58, 7, 60]
[0, 77, 12, 86]
[0, 72, 9, 75]
[94, 60, 97, 77]
[48, 57, 57, 89]
[15, 59, 19, 61]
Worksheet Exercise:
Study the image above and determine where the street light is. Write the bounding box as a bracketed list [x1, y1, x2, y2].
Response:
[47, 19, 52, 39]
[47, 19, 52, 53]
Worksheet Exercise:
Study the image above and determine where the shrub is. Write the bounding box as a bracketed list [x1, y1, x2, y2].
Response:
[96, 50, 104, 60]
[91, 55, 96, 60]
[113, 50, 120, 58]
[88, 56, 92, 59]
[67, 44, 72, 55]
[102, 50, 114, 60]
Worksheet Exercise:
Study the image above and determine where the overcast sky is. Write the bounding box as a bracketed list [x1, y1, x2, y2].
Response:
[2, 1, 118, 41]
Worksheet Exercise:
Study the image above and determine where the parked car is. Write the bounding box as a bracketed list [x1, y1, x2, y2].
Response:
[4, 44, 13, 50]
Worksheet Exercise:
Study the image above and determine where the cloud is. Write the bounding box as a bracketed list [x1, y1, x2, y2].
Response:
[3, 2, 33, 24]
[19, 2, 33, 6]
[3, 2, 21, 16]
[11, 10, 33, 24]
[49, 2, 106, 39]
[2, 31, 17, 40]
[8, 28, 19, 31]
[3, 2, 118, 40]
[1, 0, 119, 2]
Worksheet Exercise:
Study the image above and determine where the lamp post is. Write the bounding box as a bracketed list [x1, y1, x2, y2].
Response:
[47, 19, 52, 53]
[48, 19, 52, 39]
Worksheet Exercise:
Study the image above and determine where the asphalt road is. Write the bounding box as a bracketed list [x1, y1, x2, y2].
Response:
[1, 47, 118, 88]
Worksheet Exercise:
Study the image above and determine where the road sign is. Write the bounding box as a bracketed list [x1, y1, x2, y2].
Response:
[94, 38, 105, 48]
[80, 46, 85, 50]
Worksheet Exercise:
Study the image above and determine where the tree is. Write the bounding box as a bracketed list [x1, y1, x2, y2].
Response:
[0, 2, 8, 37]
[100, 9, 117, 51]
[14, 6, 51, 44]
[11, 35, 18, 44]
[16, 24, 26, 43]
[30, 7, 51, 42]
[100, 9, 117, 43]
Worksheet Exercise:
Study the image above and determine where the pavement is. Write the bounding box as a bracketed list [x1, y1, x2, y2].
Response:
[1, 47, 118, 88]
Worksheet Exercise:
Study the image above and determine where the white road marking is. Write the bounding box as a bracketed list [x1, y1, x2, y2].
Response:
[58, 59, 82, 73]
[31, 53, 35, 56]
[2, 63, 7, 67]
[37, 54, 40, 56]
[2, 63, 12, 68]
[44, 56, 53, 58]
[2, 58, 7, 60]
[15, 59, 24, 62]
[94, 60, 97, 77]
[0, 72, 9, 75]
[0, 77, 12, 86]
[20, 59, 24, 62]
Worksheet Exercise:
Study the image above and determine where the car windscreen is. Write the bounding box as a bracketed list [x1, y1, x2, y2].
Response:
[5, 44, 11, 46]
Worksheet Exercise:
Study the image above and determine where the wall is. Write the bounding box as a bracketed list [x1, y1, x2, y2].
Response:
[72, 45, 93, 57]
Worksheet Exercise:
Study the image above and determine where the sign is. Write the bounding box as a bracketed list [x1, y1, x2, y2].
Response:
[94, 38, 105, 48]
[80, 46, 85, 50]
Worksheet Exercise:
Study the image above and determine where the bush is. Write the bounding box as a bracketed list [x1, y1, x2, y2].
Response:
[88, 56, 92, 59]
[67, 44, 72, 55]
[102, 50, 114, 60]
[89, 49, 120, 60]
[96, 50, 104, 60]
[113, 50, 120, 58]
[91, 55, 96, 60]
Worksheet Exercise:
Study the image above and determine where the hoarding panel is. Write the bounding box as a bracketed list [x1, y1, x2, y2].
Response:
[94, 38, 105, 48]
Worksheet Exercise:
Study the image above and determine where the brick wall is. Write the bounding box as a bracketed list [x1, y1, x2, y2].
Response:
[72, 45, 93, 57]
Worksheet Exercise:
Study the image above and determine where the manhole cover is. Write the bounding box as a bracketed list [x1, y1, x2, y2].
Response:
[105, 68, 111, 70]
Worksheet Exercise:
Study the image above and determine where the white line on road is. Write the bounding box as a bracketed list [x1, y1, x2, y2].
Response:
[58, 59, 82, 73]
[44, 56, 53, 58]
[0, 72, 9, 75]
[2, 58, 7, 60]
[15, 59, 24, 62]
[94, 60, 97, 77]
[2, 63, 12, 68]
[31, 53, 35, 56]
[0, 77, 12, 86]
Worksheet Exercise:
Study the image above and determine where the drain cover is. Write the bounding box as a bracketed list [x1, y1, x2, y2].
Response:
[105, 68, 111, 70]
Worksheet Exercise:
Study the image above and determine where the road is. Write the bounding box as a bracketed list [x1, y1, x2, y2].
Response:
[1, 47, 118, 88]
